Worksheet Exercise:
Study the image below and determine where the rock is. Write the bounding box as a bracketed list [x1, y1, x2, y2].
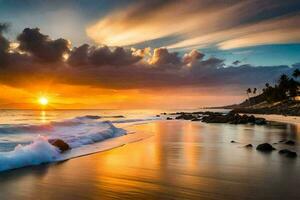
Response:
[254, 118, 267, 125]
[175, 114, 195, 120]
[231, 140, 237, 143]
[83, 115, 101, 119]
[256, 143, 276, 152]
[279, 139, 286, 143]
[286, 151, 298, 158]
[279, 149, 290, 154]
[48, 139, 71, 152]
[166, 117, 173, 120]
[245, 144, 253, 148]
[191, 118, 201, 121]
[285, 140, 295, 145]
[156, 115, 160, 117]
[201, 112, 267, 125]
[279, 149, 297, 158]
[112, 115, 125, 118]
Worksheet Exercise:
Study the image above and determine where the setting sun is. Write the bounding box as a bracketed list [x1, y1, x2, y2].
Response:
[38, 97, 48, 106]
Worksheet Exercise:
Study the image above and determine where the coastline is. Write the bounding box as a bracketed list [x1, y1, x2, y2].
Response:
[253, 114, 300, 125]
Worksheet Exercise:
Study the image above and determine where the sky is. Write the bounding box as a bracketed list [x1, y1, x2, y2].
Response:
[0, 0, 300, 109]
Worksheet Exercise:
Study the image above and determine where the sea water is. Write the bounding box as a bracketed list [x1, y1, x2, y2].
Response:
[0, 109, 164, 172]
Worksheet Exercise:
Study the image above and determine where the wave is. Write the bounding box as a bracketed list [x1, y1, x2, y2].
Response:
[0, 114, 155, 172]
[0, 136, 60, 172]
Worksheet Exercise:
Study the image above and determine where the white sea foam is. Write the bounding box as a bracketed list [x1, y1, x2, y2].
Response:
[0, 136, 60, 172]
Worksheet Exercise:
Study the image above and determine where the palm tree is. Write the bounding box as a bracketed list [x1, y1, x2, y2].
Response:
[288, 78, 299, 97]
[293, 69, 300, 79]
[253, 88, 257, 95]
[246, 88, 252, 106]
[265, 83, 270, 88]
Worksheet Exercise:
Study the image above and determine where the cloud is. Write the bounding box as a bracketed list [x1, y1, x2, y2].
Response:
[183, 49, 204, 66]
[0, 26, 299, 95]
[68, 44, 142, 67]
[149, 48, 181, 66]
[17, 28, 70, 62]
[218, 27, 300, 50]
[86, 0, 300, 50]
[0, 23, 10, 65]
[68, 44, 89, 66]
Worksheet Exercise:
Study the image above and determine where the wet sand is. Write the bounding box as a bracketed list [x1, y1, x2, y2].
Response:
[1, 120, 300, 200]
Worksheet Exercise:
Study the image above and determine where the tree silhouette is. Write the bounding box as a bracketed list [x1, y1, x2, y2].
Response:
[293, 69, 300, 79]
[246, 88, 252, 106]
[253, 88, 257, 95]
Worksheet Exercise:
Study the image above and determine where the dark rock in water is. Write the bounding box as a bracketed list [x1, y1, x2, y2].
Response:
[156, 115, 160, 117]
[83, 115, 101, 119]
[175, 114, 194, 120]
[191, 118, 201, 121]
[279, 139, 286, 143]
[279, 149, 290, 154]
[112, 115, 125, 118]
[48, 139, 71, 152]
[245, 144, 253, 148]
[254, 118, 267, 125]
[285, 140, 295, 145]
[166, 117, 173, 120]
[256, 143, 276, 152]
[286, 151, 298, 158]
[279, 149, 297, 158]
[231, 140, 237, 143]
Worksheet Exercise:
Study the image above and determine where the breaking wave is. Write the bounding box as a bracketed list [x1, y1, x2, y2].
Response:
[0, 114, 155, 172]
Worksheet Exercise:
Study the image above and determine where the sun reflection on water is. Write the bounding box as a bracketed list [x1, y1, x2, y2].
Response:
[40, 110, 47, 123]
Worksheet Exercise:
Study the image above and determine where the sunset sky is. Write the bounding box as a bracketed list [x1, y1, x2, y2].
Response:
[0, 0, 300, 109]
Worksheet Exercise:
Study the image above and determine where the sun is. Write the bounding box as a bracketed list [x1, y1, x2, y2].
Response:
[38, 97, 48, 106]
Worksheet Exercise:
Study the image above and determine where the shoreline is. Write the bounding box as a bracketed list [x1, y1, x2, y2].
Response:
[253, 114, 300, 125]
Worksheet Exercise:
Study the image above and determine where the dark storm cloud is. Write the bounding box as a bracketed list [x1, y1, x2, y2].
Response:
[0, 26, 299, 93]
[0, 23, 10, 66]
[17, 28, 70, 62]
[68, 44, 142, 67]
[68, 44, 89, 66]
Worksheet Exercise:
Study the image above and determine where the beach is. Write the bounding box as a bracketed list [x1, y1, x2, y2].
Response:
[1, 120, 300, 200]
[254, 114, 300, 126]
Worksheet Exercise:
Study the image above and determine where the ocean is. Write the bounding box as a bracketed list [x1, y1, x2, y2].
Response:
[1, 110, 300, 199]
[0, 109, 169, 171]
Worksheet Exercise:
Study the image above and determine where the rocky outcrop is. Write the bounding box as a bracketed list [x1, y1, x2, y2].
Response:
[164, 111, 268, 125]
[175, 114, 196, 120]
[201, 112, 266, 125]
